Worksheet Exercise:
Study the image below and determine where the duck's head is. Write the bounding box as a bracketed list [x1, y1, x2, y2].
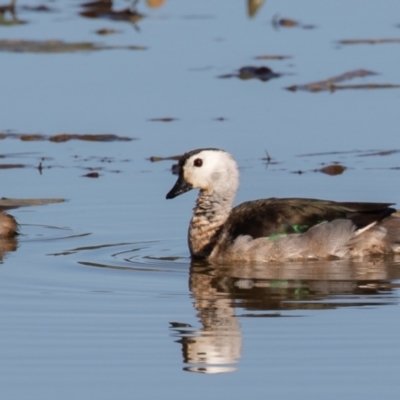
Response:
[166, 148, 239, 199]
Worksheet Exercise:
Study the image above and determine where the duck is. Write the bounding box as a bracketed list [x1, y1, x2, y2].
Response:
[0, 211, 18, 238]
[166, 148, 400, 263]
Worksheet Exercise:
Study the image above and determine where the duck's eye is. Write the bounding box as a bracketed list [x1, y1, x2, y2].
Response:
[193, 158, 203, 167]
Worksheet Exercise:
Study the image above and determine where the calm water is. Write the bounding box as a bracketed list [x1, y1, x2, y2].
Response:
[1, 0, 400, 398]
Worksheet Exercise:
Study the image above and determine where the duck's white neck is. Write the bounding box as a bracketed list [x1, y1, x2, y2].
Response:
[188, 189, 235, 259]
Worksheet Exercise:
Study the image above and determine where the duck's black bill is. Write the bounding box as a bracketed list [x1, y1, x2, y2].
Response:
[166, 176, 193, 199]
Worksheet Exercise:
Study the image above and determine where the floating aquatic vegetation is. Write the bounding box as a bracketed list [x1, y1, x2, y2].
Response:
[0, 163, 25, 169]
[72, 155, 119, 163]
[239, 66, 281, 81]
[254, 54, 292, 60]
[338, 38, 400, 45]
[82, 172, 100, 178]
[148, 117, 178, 122]
[0, 39, 146, 53]
[0, 197, 64, 210]
[19, 134, 46, 141]
[261, 151, 281, 168]
[80, 1, 143, 25]
[219, 66, 281, 81]
[49, 133, 134, 142]
[273, 15, 298, 27]
[286, 69, 400, 92]
[272, 15, 316, 30]
[95, 28, 121, 35]
[293, 149, 400, 175]
[1, 132, 135, 142]
[80, 0, 112, 8]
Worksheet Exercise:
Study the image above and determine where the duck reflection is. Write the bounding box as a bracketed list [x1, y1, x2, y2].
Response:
[170, 258, 400, 373]
[0, 237, 17, 262]
[0, 211, 18, 262]
[171, 269, 242, 374]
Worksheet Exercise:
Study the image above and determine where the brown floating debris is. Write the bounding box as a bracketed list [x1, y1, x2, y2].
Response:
[286, 69, 400, 92]
[0, 163, 25, 169]
[239, 66, 280, 81]
[339, 38, 400, 45]
[272, 14, 316, 30]
[49, 133, 133, 142]
[291, 164, 347, 176]
[2, 132, 134, 142]
[20, 134, 46, 141]
[96, 28, 120, 35]
[81, 0, 112, 8]
[0, 197, 64, 211]
[0, 39, 146, 53]
[148, 117, 178, 122]
[289, 68, 375, 88]
[273, 16, 298, 27]
[318, 164, 347, 176]
[83, 172, 100, 178]
[219, 66, 281, 81]
[80, 7, 143, 24]
[254, 55, 292, 60]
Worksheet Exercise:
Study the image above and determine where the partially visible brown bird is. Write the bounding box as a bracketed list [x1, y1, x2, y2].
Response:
[0, 211, 18, 238]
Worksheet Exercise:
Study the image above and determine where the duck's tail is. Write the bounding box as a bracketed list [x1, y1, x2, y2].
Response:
[349, 211, 400, 256]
